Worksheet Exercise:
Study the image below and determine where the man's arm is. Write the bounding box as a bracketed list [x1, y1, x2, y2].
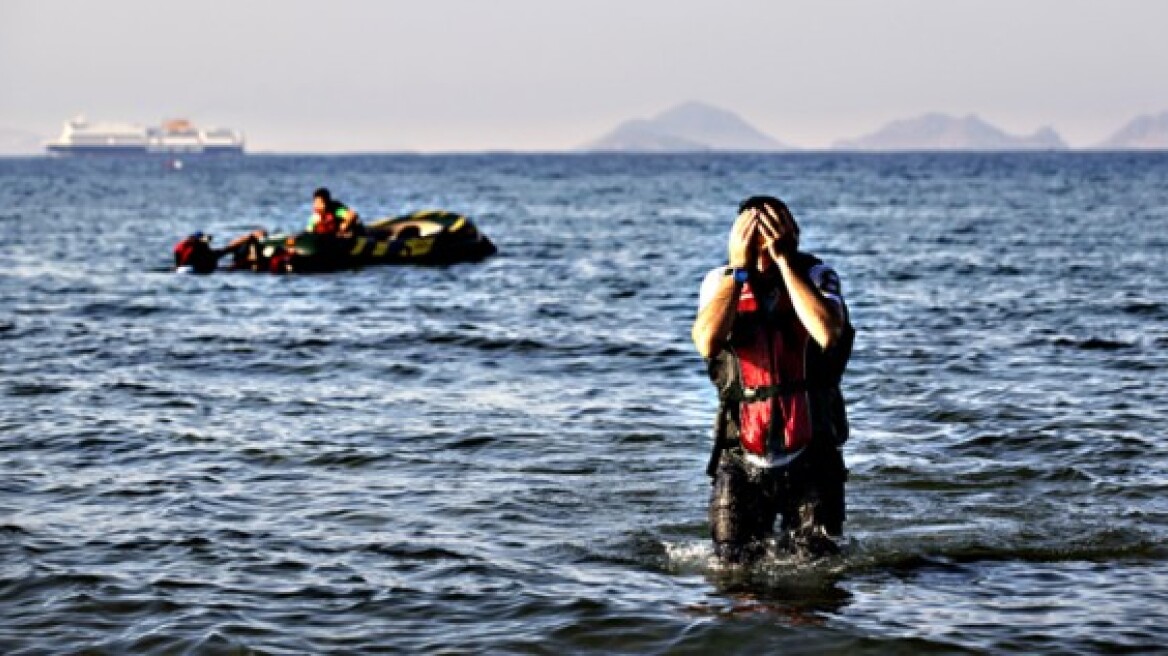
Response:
[338, 207, 359, 234]
[691, 210, 758, 359]
[213, 230, 266, 261]
[777, 258, 844, 350]
[692, 272, 741, 359]
[758, 205, 845, 350]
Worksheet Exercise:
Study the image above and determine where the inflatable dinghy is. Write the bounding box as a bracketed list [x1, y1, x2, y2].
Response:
[174, 210, 496, 274]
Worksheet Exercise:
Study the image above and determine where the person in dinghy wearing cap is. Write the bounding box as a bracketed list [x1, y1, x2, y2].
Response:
[691, 196, 855, 563]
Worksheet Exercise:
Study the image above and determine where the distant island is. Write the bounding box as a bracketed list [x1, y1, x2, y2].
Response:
[833, 113, 1066, 151]
[1097, 111, 1168, 149]
[580, 101, 791, 152]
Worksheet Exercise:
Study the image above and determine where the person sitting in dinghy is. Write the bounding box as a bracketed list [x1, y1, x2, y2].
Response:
[307, 187, 362, 237]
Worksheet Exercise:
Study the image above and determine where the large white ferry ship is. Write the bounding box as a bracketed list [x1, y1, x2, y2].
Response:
[46, 116, 245, 155]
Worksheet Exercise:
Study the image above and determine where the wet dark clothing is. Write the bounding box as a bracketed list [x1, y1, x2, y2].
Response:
[709, 440, 846, 562]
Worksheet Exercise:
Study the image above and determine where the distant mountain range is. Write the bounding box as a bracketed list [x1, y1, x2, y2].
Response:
[1098, 111, 1168, 149]
[580, 101, 791, 152]
[584, 103, 1168, 152]
[833, 113, 1067, 151]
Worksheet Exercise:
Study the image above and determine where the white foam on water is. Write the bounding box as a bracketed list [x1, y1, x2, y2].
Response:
[662, 537, 853, 580]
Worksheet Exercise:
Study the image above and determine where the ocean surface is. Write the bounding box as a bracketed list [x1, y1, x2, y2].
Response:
[1, 152, 1166, 654]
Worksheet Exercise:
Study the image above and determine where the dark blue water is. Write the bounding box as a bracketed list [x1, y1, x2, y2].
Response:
[2, 153, 1166, 654]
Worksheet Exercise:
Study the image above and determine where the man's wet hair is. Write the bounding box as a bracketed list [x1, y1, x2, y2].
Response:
[313, 187, 331, 203]
[738, 195, 797, 227]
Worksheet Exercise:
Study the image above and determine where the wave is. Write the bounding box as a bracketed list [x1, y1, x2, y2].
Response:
[658, 526, 1165, 584]
[1053, 336, 1136, 351]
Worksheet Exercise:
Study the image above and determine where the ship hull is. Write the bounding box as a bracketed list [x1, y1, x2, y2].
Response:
[47, 144, 244, 156]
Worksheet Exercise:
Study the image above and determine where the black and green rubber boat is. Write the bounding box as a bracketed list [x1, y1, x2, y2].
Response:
[175, 210, 497, 274]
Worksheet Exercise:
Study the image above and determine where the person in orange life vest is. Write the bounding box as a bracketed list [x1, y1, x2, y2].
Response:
[307, 187, 361, 236]
[691, 196, 854, 563]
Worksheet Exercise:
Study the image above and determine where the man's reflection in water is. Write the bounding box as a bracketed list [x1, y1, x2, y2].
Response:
[686, 563, 852, 626]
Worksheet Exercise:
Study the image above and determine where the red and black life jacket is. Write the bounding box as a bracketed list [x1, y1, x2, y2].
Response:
[313, 201, 351, 235]
[708, 253, 854, 458]
[314, 209, 338, 235]
[173, 234, 218, 274]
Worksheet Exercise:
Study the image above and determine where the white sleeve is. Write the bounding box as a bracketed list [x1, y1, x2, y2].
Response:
[808, 262, 844, 307]
[697, 267, 725, 311]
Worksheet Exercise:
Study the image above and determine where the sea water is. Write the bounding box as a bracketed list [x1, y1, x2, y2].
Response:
[1, 152, 1166, 653]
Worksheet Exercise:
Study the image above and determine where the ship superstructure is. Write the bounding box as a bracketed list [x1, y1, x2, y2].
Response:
[47, 116, 245, 155]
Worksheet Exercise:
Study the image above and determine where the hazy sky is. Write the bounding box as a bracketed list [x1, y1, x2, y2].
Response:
[2, 0, 1166, 151]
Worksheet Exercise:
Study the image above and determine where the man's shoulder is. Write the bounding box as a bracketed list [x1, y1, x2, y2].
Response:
[796, 251, 844, 299]
[699, 265, 727, 288]
[793, 250, 826, 268]
[794, 250, 838, 274]
[697, 265, 729, 310]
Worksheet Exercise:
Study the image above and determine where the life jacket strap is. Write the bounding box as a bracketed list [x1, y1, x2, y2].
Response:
[719, 379, 828, 403]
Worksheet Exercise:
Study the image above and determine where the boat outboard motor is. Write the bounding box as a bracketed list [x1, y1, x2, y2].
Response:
[173, 233, 219, 274]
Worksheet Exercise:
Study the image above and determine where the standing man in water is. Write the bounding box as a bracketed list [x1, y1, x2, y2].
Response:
[691, 196, 854, 563]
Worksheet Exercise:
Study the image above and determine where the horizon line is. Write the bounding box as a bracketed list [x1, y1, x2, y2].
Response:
[9, 147, 1168, 159]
